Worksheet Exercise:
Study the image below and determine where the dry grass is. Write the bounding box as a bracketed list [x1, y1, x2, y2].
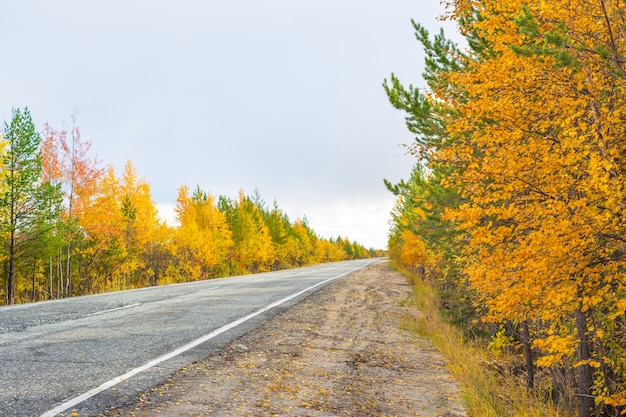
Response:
[393, 262, 567, 417]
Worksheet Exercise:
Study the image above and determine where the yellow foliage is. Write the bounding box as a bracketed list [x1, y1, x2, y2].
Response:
[392, 0, 626, 411]
[399, 229, 429, 270]
[169, 185, 233, 280]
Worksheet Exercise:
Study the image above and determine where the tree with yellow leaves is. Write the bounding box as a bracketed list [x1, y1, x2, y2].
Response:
[166, 185, 232, 282]
[119, 160, 161, 288]
[78, 166, 126, 291]
[219, 190, 274, 275]
[388, 0, 626, 415]
[40, 118, 104, 298]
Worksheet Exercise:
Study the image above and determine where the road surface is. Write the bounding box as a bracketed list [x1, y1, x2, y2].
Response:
[0, 259, 377, 417]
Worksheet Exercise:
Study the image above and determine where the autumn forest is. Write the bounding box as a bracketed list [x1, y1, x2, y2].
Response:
[0, 108, 376, 307]
[386, 0, 626, 416]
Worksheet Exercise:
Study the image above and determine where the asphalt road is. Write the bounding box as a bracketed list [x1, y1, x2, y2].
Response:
[0, 259, 378, 417]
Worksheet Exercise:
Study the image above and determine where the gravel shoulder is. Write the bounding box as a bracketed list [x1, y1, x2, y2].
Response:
[101, 261, 466, 417]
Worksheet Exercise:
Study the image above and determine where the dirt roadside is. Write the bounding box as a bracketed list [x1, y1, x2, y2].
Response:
[101, 261, 467, 417]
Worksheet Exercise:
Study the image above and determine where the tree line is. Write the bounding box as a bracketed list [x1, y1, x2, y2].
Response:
[0, 108, 378, 306]
[386, 1, 626, 416]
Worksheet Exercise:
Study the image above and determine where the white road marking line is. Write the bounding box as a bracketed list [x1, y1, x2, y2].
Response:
[199, 286, 220, 292]
[87, 303, 142, 317]
[39, 261, 374, 417]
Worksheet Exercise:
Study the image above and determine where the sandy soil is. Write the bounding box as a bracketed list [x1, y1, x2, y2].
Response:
[101, 261, 466, 417]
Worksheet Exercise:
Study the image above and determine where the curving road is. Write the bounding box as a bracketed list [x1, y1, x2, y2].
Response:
[0, 258, 378, 417]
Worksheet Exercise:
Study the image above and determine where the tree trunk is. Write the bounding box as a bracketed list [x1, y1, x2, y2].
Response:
[48, 257, 53, 300]
[575, 307, 595, 417]
[521, 320, 535, 390]
[7, 228, 16, 305]
[57, 249, 63, 298]
[65, 240, 72, 297]
[3, 261, 7, 305]
[31, 258, 37, 302]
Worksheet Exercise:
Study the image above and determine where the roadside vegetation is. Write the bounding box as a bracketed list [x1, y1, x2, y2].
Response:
[386, 1, 626, 416]
[0, 109, 378, 306]
[395, 260, 563, 417]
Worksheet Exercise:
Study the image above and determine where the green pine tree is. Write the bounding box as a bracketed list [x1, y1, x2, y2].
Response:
[1, 108, 62, 304]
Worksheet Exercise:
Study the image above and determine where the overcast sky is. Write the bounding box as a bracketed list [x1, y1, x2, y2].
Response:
[0, 1, 458, 249]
